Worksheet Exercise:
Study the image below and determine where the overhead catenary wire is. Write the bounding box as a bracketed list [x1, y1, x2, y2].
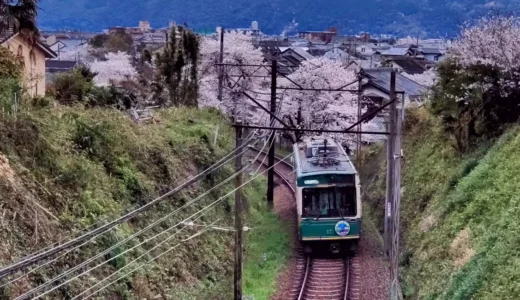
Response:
[0, 132, 260, 279]
[72, 152, 293, 300]
[74, 220, 217, 300]
[1, 130, 260, 289]
[21, 138, 280, 300]
[15, 147, 259, 300]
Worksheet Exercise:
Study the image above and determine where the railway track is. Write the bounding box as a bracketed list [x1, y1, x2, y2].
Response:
[248, 146, 295, 193]
[249, 146, 359, 300]
[293, 256, 353, 300]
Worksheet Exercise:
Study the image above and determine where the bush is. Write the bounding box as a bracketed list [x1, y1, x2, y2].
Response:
[431, 59, 520, 152]
[0, 47, 22, 81]
[89, 34, 109, 48]
[0, 78, 23, 115]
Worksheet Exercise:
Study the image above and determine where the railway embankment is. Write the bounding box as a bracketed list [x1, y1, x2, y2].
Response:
[0, 106, 290, 298]
[360, 107, 520, 299]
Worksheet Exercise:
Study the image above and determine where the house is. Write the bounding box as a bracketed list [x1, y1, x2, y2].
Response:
[280, 47, 314, 66]
[356, 43, 376, 56]
[45, 60, 81, 82]
[1, 28, 57, 96]
[377, 46, 412, 57]
[360, 68, 426, 105]
[298, 30, 337, 43]
[48, 40, 67, 54]
[418, 47, 445, 62]
[323, 48, 349, 61]
[385, 56, 427, 75]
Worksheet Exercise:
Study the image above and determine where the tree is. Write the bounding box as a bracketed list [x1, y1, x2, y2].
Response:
[154, 26, 200, 107]
[278, 58, 360, 143]
[0, 0, 40, 39]
[199, 31, 269, 122]
[89, 34, 109, 48]
[432, 14, 520, 152]
[89, 51, 138, 87]
[105, 32, 133, 53]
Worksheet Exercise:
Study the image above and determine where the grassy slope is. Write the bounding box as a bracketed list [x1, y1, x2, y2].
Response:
[361, 107, 520, 299]
[0, 105, 290, 299]
[243, 178, 291, 300]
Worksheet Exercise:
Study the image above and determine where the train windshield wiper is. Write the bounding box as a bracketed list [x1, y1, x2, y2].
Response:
[314, 210, 321, 221]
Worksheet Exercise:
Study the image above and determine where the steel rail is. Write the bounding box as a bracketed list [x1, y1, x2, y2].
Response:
[297, 256, 311, 300]
[248, 146, 295, 193]
[344, 257, 351, 300]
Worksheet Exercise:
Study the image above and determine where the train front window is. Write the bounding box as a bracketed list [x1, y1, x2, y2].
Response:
[302, 187, 356, 218]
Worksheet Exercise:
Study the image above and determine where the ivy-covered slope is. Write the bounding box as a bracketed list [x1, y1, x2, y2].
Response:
[361, 108, 520, 299]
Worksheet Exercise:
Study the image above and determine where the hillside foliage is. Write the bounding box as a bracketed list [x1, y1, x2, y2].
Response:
[431, 15, 520, 152]
[361, 107, 520, 299]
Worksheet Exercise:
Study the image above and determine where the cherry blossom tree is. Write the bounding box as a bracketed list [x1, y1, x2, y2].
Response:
[199, 31, 271, 124]
[450, 15, 520, 72]
[89, 51, 138, 86]
[278, 58, 381, 146]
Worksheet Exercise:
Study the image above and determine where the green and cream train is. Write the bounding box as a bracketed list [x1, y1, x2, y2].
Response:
[291, 136, 361, 254]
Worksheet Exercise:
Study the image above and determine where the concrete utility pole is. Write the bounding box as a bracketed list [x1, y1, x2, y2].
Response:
[218, 27, 225, 102]
[384, 70, 396, 257]
[267, 59, 277, 205]
[390, 98, 403, 300]
[234, 120, 243, 300]
[356, 77, 363, 167]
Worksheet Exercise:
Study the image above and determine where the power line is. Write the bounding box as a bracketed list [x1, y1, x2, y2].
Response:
[72, 152, 293, 300]
[0, 133, 259, 279]
[75, 221, 216, 300]
[15, 147, 258, 299]
[2, 131, 259, 289]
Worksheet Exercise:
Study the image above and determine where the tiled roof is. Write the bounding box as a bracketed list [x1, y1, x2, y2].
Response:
[361, 68, 426, 98]
[46, 60, 79, 73]
[380, 47, 410, 56]
[387, 57, 427, 74]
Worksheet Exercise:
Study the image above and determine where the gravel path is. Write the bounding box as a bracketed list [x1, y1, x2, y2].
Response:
[356, 228, 390, 300]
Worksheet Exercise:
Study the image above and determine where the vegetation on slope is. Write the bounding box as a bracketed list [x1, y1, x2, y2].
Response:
[361, 107, 520, 299]
[0, 102, 290, 298]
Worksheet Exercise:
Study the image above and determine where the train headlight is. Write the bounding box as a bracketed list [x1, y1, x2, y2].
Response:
[304, 180, 319, 185]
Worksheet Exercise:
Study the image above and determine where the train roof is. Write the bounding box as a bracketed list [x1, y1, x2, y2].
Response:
[293, 136, 357, 177]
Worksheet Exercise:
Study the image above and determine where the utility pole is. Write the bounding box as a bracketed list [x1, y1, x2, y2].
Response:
[218, 27, 225, 102]
[384, 70, 396, 257]
[234, 120, 243, 300]
[390, 94, 403, 300]
[356, 77, 363, 167]
[267, 59, 277, 205]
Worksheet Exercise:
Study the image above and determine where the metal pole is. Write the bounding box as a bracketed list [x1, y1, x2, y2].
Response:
[267, 59, 277, 205]
[234, 120, 243, 300]
[218, 27, 224, 102]
[384, 70, 396, 257]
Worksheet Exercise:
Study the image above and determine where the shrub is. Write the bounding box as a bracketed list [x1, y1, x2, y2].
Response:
[50, 70, 95, 104]
[0, 78, 23, 115]
[0, 47, 23, 81]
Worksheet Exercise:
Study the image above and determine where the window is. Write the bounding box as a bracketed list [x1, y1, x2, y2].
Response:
[17, 45, 23, 56]
[302, 186, 357, 218]
[434, 56, 439, 61]
[30, 50, 36, 66]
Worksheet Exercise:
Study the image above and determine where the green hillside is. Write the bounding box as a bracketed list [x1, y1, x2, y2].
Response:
[361, 107, 520, 299]
[0, 105, 289, 299]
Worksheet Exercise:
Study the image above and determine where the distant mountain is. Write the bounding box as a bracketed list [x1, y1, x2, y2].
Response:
[38, 0, 520, 37]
